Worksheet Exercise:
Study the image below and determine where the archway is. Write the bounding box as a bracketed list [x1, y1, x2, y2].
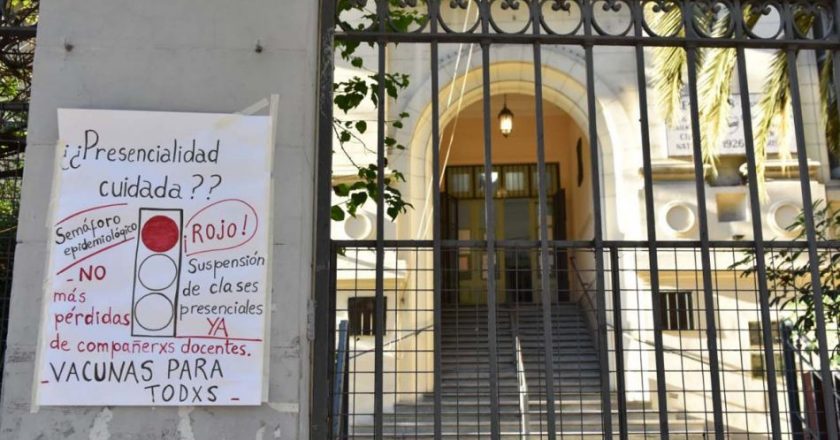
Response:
[436, 94, 591, 306]
[386, 53, 656, 400]
[383, 53, 649, 403]
[393, 49, 644, 245]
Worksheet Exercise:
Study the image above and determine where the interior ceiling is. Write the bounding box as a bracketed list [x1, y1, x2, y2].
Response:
[453, 93, 569, 120]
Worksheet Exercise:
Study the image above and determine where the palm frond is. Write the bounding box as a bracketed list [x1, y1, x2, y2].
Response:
[753, 10, 825, 201]
[820, 55, 840, 156]
[648, 5, 836, 200]
[753, 51, 789, 199]
[697, 11, 736, 177]
[696, 8, 762, 177]
[650, 3, 723, 127]
[777, 93, 793, 166]
[752, 11, 815, 199]
[780, 12, 816, 165]
[649, 6, 686, 125]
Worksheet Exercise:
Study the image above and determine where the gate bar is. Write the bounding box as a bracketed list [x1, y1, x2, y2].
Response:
[683, 6, 726, 438]
[312, 0, 338, 437]
[581, 4, 612, 437]
[631, 3, 670, 437]
[530, 1, 558, 437]
[373, 1, 388, 437]
[336, 32, 840, 50]
[429, 1, 443, 438]
[831, 2, 840, 429]
[480, 2, 501, 436]
[783, 4, 840, 433]
[782, 324, 805, 437]
[731, 2, 783, 438]
[332, 238, 840, 249]
[610, 247, 629, 440]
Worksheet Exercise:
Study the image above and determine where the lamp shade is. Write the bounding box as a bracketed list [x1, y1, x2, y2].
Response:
[498, 102, 514, 137]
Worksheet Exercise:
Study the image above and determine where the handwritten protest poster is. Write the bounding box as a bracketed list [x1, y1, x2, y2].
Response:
[36, 109, 272, 406]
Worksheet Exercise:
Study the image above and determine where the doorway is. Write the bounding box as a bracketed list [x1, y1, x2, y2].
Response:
[442, 163, 567, 306]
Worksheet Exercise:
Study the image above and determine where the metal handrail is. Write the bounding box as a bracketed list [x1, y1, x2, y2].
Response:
[568, 256, 599, 346]
[332, 321, 350, 439]
[568, 256, 596, 308]
[348, 324, 433, 360]
[782, 324, 840, 398]
[781, 322, 840, 438]
[510, 312, 530, 436]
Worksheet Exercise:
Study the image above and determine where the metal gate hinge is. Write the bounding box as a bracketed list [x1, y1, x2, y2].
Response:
[307, 298, 316, 341]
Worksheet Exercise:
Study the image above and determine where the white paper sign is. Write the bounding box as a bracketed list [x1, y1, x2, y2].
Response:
[36, 109, 272, 406]
[666, 93, 796, 157]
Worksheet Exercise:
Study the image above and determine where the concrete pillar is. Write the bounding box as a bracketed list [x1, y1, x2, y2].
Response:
[0, 1, 319, 438]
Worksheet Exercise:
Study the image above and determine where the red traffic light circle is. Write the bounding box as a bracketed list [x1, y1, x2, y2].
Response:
[141, 215, 180, 252]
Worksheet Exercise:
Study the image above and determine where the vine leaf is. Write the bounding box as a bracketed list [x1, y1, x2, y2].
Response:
[331, 3, 426, 223]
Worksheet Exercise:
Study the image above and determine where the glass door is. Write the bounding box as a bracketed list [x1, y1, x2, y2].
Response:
[455, 199, 505, 305]
[445, 163, 563, 306]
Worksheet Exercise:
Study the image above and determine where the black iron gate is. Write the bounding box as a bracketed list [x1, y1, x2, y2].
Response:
[0, 2, 36, 385]
[312, 1, 840, 439]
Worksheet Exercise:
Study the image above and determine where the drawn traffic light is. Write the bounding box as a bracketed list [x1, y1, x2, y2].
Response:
[131, 208, 183, 337]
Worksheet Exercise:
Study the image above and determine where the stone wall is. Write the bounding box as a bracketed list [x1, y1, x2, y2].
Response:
[0, 1, 320, 438]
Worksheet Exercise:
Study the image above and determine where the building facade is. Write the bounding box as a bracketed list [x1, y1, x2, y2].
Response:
[1, 1, 839, 439]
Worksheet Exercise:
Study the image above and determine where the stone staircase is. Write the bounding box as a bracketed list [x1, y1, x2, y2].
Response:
[350, 303, 709, 439]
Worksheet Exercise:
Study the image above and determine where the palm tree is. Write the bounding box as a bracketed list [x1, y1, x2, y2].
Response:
[650, 3, 840, 360]
[649, 3, 839, 197]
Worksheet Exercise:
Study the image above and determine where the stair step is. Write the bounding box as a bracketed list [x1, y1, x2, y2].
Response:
[442, 322, 584, 328]
[380, 415, 689, 427]
[350, 421, 710, 436]
[380, 409, 698, 423]
[438, 361, 600, 370]
[345, 432, 711, 440]
[438, 352, 599, 360]
[439, 365, 601, 372]
[444, 310, 584, 312]
[440, 336, 593, 343]
[437, 386, 606, 397]
[344, 304, 709, 438]
[395, 399, 618, 411]
[441, 368, 600, 377]
[436, 389, 604, 396]
[399, 392, 635, 406]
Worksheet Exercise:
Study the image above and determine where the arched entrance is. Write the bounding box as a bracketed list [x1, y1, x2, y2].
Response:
[394, 54, 645, 247]
[436, 94, 591, 306]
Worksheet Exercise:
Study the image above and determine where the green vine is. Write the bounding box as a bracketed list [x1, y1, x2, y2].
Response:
[331, 1, 426, 222]
[730, 201, 840, 365]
